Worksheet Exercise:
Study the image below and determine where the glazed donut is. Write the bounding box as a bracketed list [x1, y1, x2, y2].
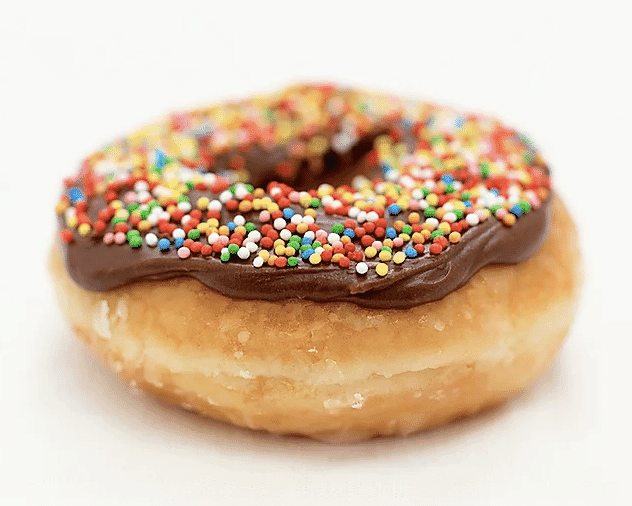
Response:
[50, 84, 582, 441]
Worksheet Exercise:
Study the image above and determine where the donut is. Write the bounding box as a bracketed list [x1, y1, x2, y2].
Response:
[50, 84, 582, 441]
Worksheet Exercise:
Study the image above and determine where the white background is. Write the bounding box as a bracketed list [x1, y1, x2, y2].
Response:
[1, 1, 631, 504]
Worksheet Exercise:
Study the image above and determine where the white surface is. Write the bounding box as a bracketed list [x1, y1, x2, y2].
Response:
[1, 1, 631, 504]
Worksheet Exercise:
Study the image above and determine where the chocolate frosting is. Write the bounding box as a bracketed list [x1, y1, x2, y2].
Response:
[57, 86, 551, 309]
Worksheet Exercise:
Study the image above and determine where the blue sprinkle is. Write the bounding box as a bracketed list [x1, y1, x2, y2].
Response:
[282, 208, 294, 220]
[343, 228, 355, 239]
[385, 227, 397, 239]
[405, 247, 418, 258]
[489, 188, 499, 196]
[174, 238, 184, 248]
[227, 221, 236, 232]
[68, 187, 84, 204]
[463, 200, 472, 208]
[454, 117, 464, 128]
[510, 205, 523, 217]
[440, 174, 454, 184]
[387, 204, 401, 215]
[154, 149, 167, 169]
[158, 238, 170, 251]
[301, 236, 313, 245]
[301, 248, 315, 261]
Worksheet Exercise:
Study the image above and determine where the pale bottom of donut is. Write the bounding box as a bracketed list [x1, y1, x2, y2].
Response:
[50, 196, 582, 442]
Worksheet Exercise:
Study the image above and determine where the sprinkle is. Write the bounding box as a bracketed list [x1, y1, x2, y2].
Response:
[393, 251, 406, 264]
[60, 229, 74, 243]
[375, 263, 388, 276]
[158, 238, 171, 251]
[178, 246, 191, 259]
[356, 262, 368, 275]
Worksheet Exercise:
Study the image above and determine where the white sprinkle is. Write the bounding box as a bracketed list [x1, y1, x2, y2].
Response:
[181, 215, 191, 225]
[234, 185, 249, 199]
[280, 229, 291, 241]
[290, 214, 303, 225]
[366, 211, 379, 222]
[172, 228, 185, 239]
[302, 215, 315, 225]
[321, 195, 334, 206]
[145, 233, 158, 247]
[356, 262, 368, 275]
[314, 247, 324, 255]
[247, 230, 261, 242]
[304, 230, 315, 240]
[466, 213, 480, 226]
[208, 199, 222, 211]
[443, 212, 457, 223]
[273, 218, 286, 230]
[426, 217, 439, 229]
[348, 206, 360, 218]
[357, 210, 367, 223]
[177, 201, 192, 213]
[134, 181, 149, 192]
[159, 211, 170, 221]
[233, 215, 246, 226]
[147, 214, 158, 226]
[221, 247, 228, 255]
[207, 232, 219, 245]
[443, 202, 454, 212]
[246, 241, 258, 253]
[253, 256, 264, 268]
[237, 247, 250, 260]
[328, 233, 340, 244]
[219, 190, 232, 203]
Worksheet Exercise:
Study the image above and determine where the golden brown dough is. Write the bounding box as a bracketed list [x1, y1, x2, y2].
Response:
[50, 195, 581, 442]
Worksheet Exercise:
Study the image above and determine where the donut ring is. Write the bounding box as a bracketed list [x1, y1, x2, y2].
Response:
[51, 84, 582, 441]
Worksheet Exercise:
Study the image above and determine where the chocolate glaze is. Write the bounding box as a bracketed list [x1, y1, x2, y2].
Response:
[58, 114, 551, 309]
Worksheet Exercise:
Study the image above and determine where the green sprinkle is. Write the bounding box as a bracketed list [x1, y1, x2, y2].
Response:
[518, 200, 531, 213]
[332, 223, 344, 234]
[523, 152, 534, 164]
[112, 216, 126, 226]
[300, 244, 310, 253]
[148, 201, 160, 211]
[445, 184, 455, 194]
[127, 230, 140, 241]
[178, 195, 190, 203]
[129, 236, 142, 248]
[402, 224, 413, 235]
[188, 229, 200, 240]
[490, 204, 502, 214]
[220, 252, 230, 262]
[431, 230, 445, 239]
[140, 209, 150, 220]
[288, 257, 299, 267]
[245, 184, 254, 193]
[424, 207, 436, 218]
[245, 222, 256, 233]
[310, 198, 320, 208]
[461, 191, 471, 200]
[291, 235, 302, 243]
[185, 181, 194, 190]
[380, 246, 392, 253]
[480, 162, 490, 178]
[312, 241, 322, 249]
[127, 203, 139, 212]
[422, 187, 430, 197]
[454, 209, 464, 220]
[227, 244, 239, 255]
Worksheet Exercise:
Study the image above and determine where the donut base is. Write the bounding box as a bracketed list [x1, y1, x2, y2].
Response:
[50, 196, 582, 442]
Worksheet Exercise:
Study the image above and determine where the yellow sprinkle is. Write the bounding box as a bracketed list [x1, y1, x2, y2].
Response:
[268, 203, 279, 213]
[238, 200, 253, 213]
[379, 250, 392, 262]
[408, 212, 420, 224]
[253, 188, 265, 198]
[438, 222, 451, 234]
[259, 250, 270, 261]
[138, 220, 152, 232]
[393, 251, 406, 264]
[110, 200, 123, 210]
[74, 222, 90, 237]
[383, 238, 394, 249]
[365, 246, 377, 258]
[422, 229, 431, 241]
[218, 225, 230, 236]
[267, 255, 278, 266]
[196, 197, 209, 210]
[502, 214, 516, 226]
[207, 218, 219, 228]
[197, 223, 209, 234]
[305, 208, 317, 218]
[449, 231, 461, 243]
[375, 263, 389, 276]
[66, 216, 78, 228]
[275, 245, 286, 256]
[435, 208, 446, 220]
[399, 233, 411, 242]
[340, 235, 351, 244]
[55, 201, 69, 214]
[166, 204, 177, 214]
[309, 253, 322, 265]
[412, 232, 425, 244]
[296, 223, 308, 234]
[422, 222, 436, 231]
[285, 246, 296, 256]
